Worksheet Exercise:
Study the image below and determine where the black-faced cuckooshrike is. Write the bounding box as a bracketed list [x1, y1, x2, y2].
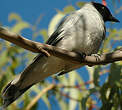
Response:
[2, 2, 119, 108]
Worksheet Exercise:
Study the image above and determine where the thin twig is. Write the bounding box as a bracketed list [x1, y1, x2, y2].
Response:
[59, 91, 81, 102]
[58, 80, 93, 89]
[26, 84, 55, 110]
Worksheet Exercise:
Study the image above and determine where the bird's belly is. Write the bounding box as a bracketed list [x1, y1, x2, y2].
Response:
[75, 30, 104, 55]
[78, 37, 102, 55]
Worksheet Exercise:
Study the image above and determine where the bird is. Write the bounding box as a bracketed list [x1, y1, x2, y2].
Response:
[2, 2, 119, 108]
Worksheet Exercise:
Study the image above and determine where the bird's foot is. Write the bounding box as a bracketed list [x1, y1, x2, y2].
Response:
[87, 53, 101, 67]
[38, 46, 50, 57]
[88, 54, 101, 67]
[91, 53, 101, 61]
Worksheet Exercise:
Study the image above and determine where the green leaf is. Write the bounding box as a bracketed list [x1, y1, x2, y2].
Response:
[81, 96, 88, 110]
[11, 21, 30, 33]
[108, 63, 122, 87]
[63, 5, 75, 14]
[76, 2, 86, 8]
[93, 66, 101, 87]
[40, 29, 48, 42]
[0, 50, 8, 67]
[8, 13, 30, 33]
[8, 13, 22, 22]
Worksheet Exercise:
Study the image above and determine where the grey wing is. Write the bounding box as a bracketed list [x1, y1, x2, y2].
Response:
[46, 12, 80, 46]
[46, 16, 68, 46]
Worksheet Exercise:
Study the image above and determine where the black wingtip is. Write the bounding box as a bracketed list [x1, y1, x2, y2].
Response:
[2, 82, 33, 108]
[2, 83, 19, 108]
[2, 97, 15, 108]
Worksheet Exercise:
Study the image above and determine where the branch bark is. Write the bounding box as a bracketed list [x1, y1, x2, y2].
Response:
[0, 26, 122, 66]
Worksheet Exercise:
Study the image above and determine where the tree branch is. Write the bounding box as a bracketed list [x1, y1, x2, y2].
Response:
[0, 26, 122, 66]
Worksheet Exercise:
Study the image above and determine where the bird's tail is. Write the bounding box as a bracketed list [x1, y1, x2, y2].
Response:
[2, 78, 33, 108]
[1, 54, 61, 108]
[1, 54, 44, 108]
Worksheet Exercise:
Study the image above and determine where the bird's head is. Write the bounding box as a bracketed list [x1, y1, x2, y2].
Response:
[92, 2, 120, 22]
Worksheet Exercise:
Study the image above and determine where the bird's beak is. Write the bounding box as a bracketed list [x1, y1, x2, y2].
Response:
[109, 16, 120, 22]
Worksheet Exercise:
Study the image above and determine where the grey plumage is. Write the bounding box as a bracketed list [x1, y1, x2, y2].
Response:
[2, 2, 119, 108]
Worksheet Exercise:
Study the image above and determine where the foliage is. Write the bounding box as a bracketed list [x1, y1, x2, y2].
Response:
[0, 1, 122, 110]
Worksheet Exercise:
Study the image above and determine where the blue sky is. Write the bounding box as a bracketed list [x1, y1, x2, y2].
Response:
[0, 0, 122, 110]
[0, 0, 122, 29]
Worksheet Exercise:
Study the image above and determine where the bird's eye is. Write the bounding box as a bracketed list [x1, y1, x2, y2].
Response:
[102, 7, 105, 10]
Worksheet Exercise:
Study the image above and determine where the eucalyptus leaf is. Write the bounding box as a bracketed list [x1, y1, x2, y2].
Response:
[108, 63, 122, 86]
[11, 22, 30, 33]
[63, 5, 75, 14]
[93, 66, 101, 87]
[76, 2, 86, 8]
[40, 29, 48, 42]
[8, 13, 22, 22]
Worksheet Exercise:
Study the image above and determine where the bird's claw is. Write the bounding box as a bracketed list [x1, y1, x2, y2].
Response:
[87, 53, 101, 67]
[38, 47, 50, 57]
[91, 53, 101, 61]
